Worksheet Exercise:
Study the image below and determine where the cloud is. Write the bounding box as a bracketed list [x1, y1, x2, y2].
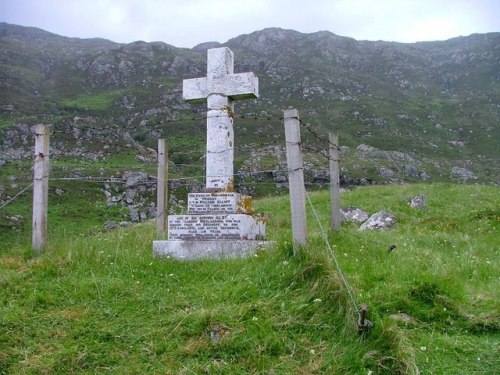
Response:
[1, 0, 498, 47]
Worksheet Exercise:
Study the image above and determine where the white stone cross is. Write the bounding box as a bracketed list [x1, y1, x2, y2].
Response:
[183, 47, 259, 191]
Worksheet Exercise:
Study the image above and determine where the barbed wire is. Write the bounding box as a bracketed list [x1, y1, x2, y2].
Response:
[46, 113, 284, 134]
[298, 118, 341, 152]
[43, 168, 290, 185]
[301, 144, 330, 160]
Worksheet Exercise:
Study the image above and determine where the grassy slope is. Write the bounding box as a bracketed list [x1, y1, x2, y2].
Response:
[0, 184, 498, 374]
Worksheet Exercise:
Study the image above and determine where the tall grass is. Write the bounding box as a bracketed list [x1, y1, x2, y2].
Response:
[1, 183, 498, 374]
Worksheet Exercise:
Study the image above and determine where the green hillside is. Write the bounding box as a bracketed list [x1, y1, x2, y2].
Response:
[1, 184, 498, 374]
[1, 24, 499, 194]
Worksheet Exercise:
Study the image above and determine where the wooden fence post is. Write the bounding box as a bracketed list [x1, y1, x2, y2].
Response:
[156, 139, 168, 239]
[284, 108, 307, 248]
[32, 124, 49, 253]
[329, 133, 341, 230]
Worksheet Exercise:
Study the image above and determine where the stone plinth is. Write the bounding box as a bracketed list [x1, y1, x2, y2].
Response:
[153, 240, 270, 260]
[153, 192, 269, 259]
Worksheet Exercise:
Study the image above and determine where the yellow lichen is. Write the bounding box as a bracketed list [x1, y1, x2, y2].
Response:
[222, 179, 235, 192]
[223, 105, 235, 119]
[238, 195, 254, 215]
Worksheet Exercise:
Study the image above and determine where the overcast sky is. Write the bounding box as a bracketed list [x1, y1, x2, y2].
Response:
[1, 0, 499, 48]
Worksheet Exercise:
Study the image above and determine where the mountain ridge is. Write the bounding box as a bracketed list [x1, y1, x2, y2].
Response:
[0, 22, 499, 189]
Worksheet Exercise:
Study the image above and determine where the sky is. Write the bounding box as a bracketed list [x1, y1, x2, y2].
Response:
[1, 0, 499, 48]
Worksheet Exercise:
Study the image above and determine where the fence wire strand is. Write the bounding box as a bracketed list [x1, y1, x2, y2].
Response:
[0, 183, 33, 210]
[305, 189, 360, 317]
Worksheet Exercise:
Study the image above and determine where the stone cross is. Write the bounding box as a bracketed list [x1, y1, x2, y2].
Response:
[183, 47, 259, 191]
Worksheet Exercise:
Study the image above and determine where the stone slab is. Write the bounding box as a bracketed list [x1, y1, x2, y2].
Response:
[153, 240, 273, 259]
[168, 214, 265, 241]
[188, 192, 253, 215]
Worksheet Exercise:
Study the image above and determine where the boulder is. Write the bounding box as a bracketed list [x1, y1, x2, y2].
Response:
[419, 171, 431, 181]
[378, 167, 398, 181]
[402, 165, 419, 179]
[104, 221, 119, 230]
[451, 167, 476, 182]
[123, 171, 149, 187]
[129, 206, 140, 222]
[410, 195, 426, 209]
[341, 206, 369, 223]
[359, 211, 396, 231]
[6, 214, 24, 223]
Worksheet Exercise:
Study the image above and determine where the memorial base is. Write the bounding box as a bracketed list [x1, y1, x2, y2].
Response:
[153, 240, 273, 260]
[153, 191, 271, 260]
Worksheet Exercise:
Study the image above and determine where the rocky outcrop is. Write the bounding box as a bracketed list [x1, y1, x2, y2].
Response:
[451, 167, 476, 182]
[0, 23, 498, 187]
[103, 171, 157, 223]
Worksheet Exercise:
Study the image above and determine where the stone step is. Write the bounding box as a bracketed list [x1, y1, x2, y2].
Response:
[153, 240, 273, 259]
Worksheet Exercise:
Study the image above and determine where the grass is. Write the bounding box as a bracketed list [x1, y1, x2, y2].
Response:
[0, 183, 498, 374]
[57, 90, 131, 113]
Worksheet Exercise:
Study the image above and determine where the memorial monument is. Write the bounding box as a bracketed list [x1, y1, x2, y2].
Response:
[153, 47, 268, 259]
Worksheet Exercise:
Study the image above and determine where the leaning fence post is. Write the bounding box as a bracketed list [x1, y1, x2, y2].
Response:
[284, 108, 307, 248]
[156, 139, 168, 239]
[32, 124, 49, 253]
[329, 132, 341, 230]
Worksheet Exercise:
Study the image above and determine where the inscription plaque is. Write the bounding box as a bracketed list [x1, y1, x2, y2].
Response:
[168, 214, 265, 241]
[188, 193, 252, 215]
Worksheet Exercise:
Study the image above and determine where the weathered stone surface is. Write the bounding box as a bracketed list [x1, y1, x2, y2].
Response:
[153, 240, 272, 260]
[410, 195, 426, 209]
[451, 167, 476, 181]
[5, 214, 24, 223]
[378, 167, 398, 181]
[128, 206, 140, 222]
[168, 214, 265, 241]
[356, 144, 415, 163]
[448, 141, 467, 147]
[188, 193, 253, 215]
[104, 221, 119, 230]
[402, 165, 419, 179]
[359, 211, 396, 231]
[124, 171, 149, 187]
[142, 206, 157, 221]
[419, 171, 431, 181]
[182, 47, 258, 191]
[341, 206, 369, 223]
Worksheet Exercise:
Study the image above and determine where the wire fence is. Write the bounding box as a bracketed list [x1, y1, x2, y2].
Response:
[1, 109, 384, 331]
[0, 183, 33, 210]
[0, 111, 338, 211]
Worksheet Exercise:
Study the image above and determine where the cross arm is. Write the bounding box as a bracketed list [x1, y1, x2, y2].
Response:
[183, 77, 208, 103]
[227, 72, 259, 100]
[207, 72, 259, 100]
